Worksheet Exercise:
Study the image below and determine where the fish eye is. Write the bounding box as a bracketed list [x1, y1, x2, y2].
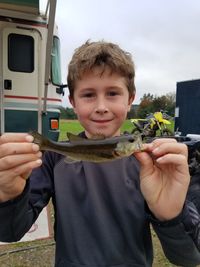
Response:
[129, 139, 135, 143]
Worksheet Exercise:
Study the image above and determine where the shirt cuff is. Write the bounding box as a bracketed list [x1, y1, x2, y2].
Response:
[146, 201, 200, 250]
[0, 180, 29, 208]
[146, 201, 196, 227]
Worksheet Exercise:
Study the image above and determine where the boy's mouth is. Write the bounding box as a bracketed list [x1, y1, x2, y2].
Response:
[92, 119, 113, 123]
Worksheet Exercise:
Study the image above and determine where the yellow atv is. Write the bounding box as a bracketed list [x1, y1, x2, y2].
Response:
[131, 111, 173, 138]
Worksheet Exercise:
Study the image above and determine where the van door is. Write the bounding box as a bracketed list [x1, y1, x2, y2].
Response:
[2, 27, 40, 133]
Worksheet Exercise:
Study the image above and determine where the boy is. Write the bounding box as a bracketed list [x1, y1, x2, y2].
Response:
[0, 41, 200, 267]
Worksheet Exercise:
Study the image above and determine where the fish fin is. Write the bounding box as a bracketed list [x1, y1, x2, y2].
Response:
[132, 132, 142, 139]
[64, 156, 81, 164]
[29, 130, 52, 151]
[90, 134, 106, 140]
[67, 132, 85, 143]
[67, 132, 105, 142]
[134, 134, 144, 151]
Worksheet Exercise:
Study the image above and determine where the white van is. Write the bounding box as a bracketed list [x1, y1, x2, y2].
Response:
[0, 0, 64, 140]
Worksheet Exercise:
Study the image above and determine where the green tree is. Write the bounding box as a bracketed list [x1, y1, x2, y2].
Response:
[59, 107, 77, 119]
[127, 104, 139, 119]
[137, 93, 154, 118]
[164, 92, 176, 116]
[137, 92, 175, 118]
[152, 95, 168, 111]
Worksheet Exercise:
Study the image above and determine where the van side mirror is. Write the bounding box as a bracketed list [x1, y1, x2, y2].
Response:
[56, 84, 67, 96]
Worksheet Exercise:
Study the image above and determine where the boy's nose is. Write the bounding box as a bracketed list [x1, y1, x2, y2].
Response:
[95, 106, 109, 114]
[95, 99, 109, 114]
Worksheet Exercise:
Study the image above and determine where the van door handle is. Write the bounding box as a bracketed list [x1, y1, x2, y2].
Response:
[4, 79, 12, 90]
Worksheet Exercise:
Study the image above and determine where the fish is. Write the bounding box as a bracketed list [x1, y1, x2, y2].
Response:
[30, 131, 144, 163]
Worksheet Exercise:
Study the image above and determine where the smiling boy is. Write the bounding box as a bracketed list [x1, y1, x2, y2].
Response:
[69, 67, 133, 138]
[0, 41, 200, 267]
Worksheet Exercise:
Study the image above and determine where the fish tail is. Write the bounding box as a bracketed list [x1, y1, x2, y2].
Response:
[29, 131, 48, 149]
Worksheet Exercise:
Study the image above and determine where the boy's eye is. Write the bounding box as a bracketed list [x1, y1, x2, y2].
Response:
[82, 92, 95, 98]
[107, 91, 120, 96]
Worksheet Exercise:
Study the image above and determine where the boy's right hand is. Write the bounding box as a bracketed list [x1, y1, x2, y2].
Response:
[0, 133, 42, 202]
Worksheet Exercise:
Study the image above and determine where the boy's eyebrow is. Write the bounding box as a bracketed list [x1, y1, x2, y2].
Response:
[107, 86, 123, 90]
[81, 87, 124, 94]
[79, 87, 95, 91]
[79, 86, 123, 91]
[105, 86, 126, 92]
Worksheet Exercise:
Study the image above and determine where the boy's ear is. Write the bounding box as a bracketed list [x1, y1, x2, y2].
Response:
[69, 96, 77, 113]
[127, 94, 135, 111]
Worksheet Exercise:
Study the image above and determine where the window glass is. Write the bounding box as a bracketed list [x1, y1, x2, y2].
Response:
[51, 36, 62, 85]
[8, 34, 34, 72]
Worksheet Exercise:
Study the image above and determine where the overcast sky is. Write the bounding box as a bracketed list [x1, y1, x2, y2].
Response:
[51, 0, 200, 107]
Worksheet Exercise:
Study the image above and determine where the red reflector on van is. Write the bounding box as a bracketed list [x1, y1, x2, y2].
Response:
[50, 119, 59, 130]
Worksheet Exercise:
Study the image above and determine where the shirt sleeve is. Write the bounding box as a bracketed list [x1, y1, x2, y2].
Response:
[147, 200, 200, 266]
[0, 181, 31, 242]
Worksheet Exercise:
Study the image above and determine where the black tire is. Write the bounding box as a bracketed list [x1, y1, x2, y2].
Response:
[145, 129, 156, 137]
[131, 128, 141, 135]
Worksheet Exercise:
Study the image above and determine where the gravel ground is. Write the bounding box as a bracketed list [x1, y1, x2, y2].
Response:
[0, 239, 55, 267]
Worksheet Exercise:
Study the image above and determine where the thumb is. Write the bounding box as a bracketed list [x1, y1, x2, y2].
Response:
[21, 171, 32, 180]
[134, 151, 154, 177]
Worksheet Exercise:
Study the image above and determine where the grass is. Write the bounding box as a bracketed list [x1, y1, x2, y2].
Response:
[59, 119, 84, 140]
[59, 119, 175, 137]
[59, 119, 134, 141]
[0, 119, 192, 266]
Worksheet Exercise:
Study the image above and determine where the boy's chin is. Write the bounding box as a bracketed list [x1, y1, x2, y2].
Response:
[85, 130, 120, 139]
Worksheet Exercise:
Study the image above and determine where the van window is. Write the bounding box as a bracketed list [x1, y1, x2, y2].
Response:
[8, 34, 34, 72]
[51, 36, 62, 85]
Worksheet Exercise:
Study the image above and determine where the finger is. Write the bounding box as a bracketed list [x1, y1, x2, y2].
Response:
[141, 143, 154, 152]
[134, 151, 155, 177]
[0, 133, 34, 144]
[152, 142, 188, 158]
[3, 159, 42, 180]
[0, 152, 42, 170]
[21, 171, 32, 180]
[135, 150, 152, 164]
[156, 153, 190, 181]
[152, 138, 177, 146]
[142, 139, 177, 153]
[156, 153, 188, 165]
[0, 142, 40, 158]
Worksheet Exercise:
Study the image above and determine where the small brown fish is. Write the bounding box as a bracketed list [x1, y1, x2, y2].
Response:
[30, 131, 143, 163]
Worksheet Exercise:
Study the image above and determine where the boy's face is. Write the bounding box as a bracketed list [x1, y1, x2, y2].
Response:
[69, 67, 134, 138]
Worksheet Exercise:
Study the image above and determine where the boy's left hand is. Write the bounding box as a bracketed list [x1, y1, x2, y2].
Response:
[134, 138, 190, 221]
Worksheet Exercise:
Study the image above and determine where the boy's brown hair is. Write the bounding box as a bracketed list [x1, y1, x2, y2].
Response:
[67, 40, 136, 98]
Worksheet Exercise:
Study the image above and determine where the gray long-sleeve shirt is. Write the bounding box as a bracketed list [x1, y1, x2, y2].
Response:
[0, 148, 200, 267]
